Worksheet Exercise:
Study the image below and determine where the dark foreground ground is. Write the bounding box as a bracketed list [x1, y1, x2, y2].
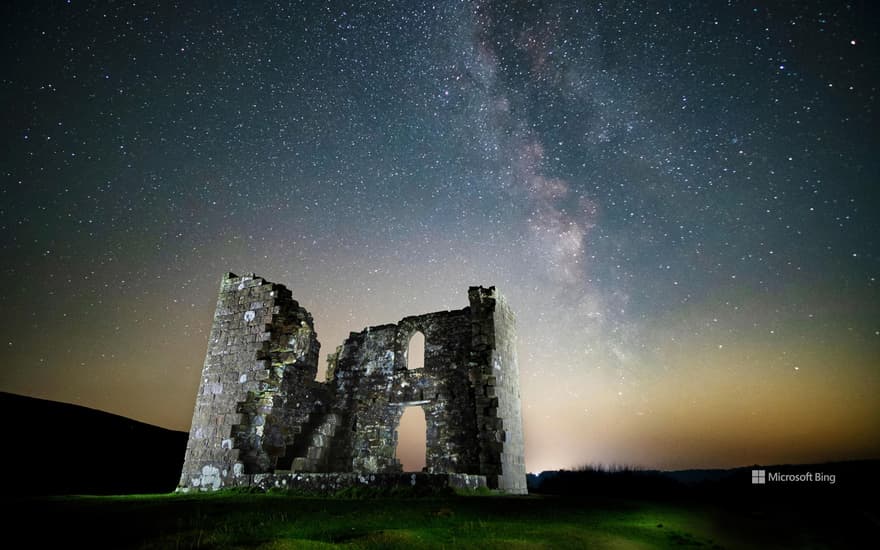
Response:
[9, 487, 878, 549]
[5, 392, 877, 548]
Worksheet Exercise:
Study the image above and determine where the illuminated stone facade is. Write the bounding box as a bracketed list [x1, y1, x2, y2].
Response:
[178, 273, 526, 494]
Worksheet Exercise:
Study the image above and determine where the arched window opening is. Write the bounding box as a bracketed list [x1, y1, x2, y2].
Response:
[395, 406, 427, 472]
[406, 331, 425, 370]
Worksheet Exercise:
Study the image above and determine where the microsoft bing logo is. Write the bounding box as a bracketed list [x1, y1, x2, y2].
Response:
[752, 470, 766, 484]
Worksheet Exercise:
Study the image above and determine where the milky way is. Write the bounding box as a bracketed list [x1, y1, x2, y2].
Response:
[2, 1, 878, 471]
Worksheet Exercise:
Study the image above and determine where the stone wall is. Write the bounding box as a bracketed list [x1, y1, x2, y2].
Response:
[178, 472, 486, 495]
[178, 273, 322, 490]
[472, 288, 528, 494]
[334, 310, 481, 475]
[178, 274, 527, 494]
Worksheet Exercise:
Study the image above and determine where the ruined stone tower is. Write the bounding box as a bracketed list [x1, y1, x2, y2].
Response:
[178, 273, 526, 494]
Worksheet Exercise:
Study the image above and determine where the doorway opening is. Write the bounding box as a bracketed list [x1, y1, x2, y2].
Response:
[395, 406, 427, 472]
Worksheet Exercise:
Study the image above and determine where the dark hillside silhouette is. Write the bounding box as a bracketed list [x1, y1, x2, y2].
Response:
[0, 392, 187, 495]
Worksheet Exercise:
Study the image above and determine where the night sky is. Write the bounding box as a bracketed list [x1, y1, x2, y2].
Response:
[2, 1, 878, 473]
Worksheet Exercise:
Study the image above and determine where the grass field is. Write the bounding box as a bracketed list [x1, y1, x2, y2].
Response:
[10, 488, 874, 549]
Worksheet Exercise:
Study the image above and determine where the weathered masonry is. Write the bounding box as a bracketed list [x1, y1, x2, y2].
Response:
[178, 273, 527, 494]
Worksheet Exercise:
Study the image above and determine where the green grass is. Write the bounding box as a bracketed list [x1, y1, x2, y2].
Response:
[9, 491, 867, 549]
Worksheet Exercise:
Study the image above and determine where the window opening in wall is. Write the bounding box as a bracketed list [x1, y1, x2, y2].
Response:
[407, 331, 425, 370]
